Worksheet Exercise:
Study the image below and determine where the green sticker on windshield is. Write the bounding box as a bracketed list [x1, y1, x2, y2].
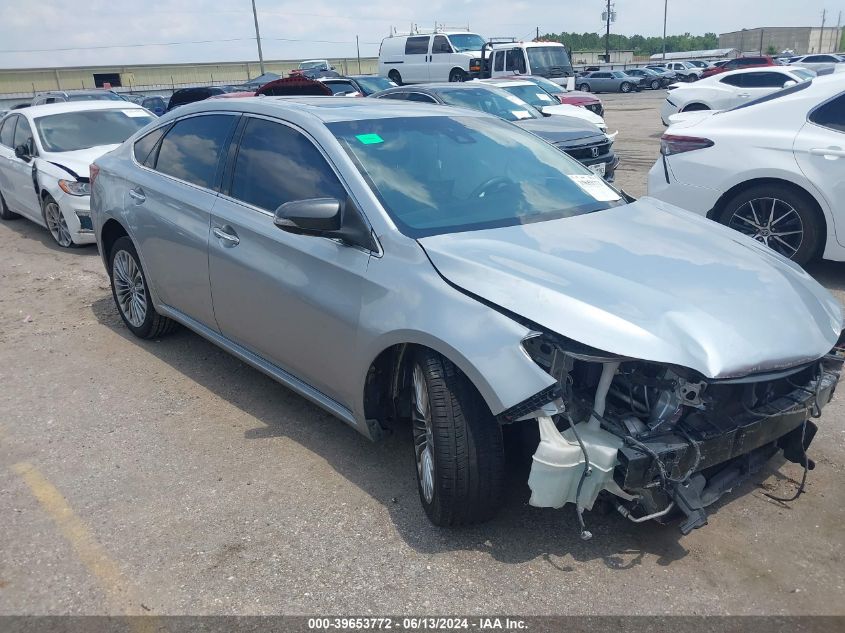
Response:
[356, 133, 384, 145]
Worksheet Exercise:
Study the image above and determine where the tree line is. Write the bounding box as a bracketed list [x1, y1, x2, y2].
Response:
[539, 31, 720, 56]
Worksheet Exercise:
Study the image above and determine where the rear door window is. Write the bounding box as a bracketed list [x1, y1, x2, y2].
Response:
[405, 37, 430, 55]
[719, 74, 745, 86]
[153, 114, 237, 189]
[229, 117, 346, 211]
[0, 116, 17, 147]
[741, 72, 789, 88]
[810, 94, 845, 133]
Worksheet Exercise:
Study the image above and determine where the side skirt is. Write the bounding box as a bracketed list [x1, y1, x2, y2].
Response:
[157, 304, 361, 433]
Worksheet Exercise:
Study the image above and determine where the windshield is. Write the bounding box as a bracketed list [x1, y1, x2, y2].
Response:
[526, 75, 565, 94]
[352, 76, 396, 94]
[67, 92, 124, 102]
[526, 46, 573, 74]
[447, 33, 485, 52]
[328, 116, 620, 238]
[499, 84, 557, 108]
[792, 68, 816, 80]
[437, 87, 540, 122]
[35, 109, 155, 152]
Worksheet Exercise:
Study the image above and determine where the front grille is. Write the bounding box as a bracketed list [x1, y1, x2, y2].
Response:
[561, 139, 611, 161]
[585, 103, 604, 116]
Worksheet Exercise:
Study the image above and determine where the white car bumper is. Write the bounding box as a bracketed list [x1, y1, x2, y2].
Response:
[660, 98, 680, 126]
[57, 192, 96, 245]
[647, 156, 722, 217]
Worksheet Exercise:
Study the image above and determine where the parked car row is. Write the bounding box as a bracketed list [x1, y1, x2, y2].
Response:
[3, 66, 842, 537]
[649, 72, 845, 266]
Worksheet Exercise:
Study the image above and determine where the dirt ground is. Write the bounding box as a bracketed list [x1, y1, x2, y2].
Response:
[1, 90, 844, 616]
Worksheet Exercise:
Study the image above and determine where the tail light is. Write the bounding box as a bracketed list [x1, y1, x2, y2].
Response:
[89, 163, 100, 189]
[660, 134, 714, 156]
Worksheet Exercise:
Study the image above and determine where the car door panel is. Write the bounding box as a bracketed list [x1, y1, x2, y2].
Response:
[209, 116, 370, 407]
[794, 109, 845, 247]
[429, 35, 453, 81]
[7, 117, 41, 220]
[403, 36, 431, 83]
[126, 113, 238, 329]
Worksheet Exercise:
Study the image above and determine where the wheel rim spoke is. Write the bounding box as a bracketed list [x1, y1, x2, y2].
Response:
[730, 197, 803, 259]
[113, 250, 147, 327]
[411, 364, 435, 504]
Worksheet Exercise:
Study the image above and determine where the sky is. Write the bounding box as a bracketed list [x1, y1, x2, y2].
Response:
[0, 0, 840, 69]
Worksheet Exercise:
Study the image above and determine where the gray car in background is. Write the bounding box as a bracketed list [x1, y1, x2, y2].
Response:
[621, 68, 667, 89]
[576, 71, 642, 93]
[90, 97, 842, 535]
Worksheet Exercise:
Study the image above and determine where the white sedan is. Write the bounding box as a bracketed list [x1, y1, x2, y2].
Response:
[790, 54, 845, 74]
[648, 73, 845, 265]
[481, 79, 610, 133]
[0, 101, 154, 247]
[660, 66, 815, 125]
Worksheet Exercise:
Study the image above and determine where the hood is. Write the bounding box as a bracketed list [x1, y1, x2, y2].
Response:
[516, 116, 603, 144]
[418, 198, 841, 379]
[542, 103, 605, 127]
[39, 145, 120, 180]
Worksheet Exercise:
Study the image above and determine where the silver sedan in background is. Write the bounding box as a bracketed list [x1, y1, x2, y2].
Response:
[577, 70, 643, 93]
[90, 97, 842, 535]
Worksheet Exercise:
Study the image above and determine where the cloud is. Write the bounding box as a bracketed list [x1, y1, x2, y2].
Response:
[0, 0, 833, 69]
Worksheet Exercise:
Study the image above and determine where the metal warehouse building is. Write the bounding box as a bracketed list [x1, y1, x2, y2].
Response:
[0, 57, 379, 105]
[719, 26, 843, 55]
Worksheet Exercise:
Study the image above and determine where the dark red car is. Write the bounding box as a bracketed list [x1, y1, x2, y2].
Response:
[701, 56, 777, 78]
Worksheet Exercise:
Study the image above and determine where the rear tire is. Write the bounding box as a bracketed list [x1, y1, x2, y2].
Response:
[717, 183, 822, 266]
[578, 83, 590, 92]
[620, 81, 633, 93]
[108, 236, 179, 339]
[388, 69, 403, 86]
[0, 189, 20, 220]
[409, 348, 505, 526]
[650, 79, 660, 90]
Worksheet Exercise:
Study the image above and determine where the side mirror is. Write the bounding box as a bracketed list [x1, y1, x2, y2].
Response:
[274, 196, 379, 252]
[14, 143, 31, 162]
[274, 198, 342, 235]
[783, 79, 797, 88]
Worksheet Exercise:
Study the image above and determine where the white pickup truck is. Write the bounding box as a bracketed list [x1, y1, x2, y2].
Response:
[479, 40, 576, 86]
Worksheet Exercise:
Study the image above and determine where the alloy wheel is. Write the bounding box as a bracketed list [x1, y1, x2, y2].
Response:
[411, 364, 435, 504]
[620, 82, 632, 93]
[728, 197, 804, 259]
[112, 250, 148, 327]
[44, 201, 72, 247]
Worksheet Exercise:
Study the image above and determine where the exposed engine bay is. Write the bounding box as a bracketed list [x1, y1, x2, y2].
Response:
[519, 333, 844, 535]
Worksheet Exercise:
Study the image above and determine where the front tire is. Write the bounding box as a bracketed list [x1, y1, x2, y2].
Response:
[42, 196, 74, 247]
[620, 81, 633, 93]
[718, 183, 822, 265]
[109, 236, 179, 339]
[409, 349, 504, 526]
[650, 79, 660, 90]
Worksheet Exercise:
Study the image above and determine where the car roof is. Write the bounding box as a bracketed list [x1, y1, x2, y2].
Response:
[20, 100, 147, 119]
[161, 95, 491, 124]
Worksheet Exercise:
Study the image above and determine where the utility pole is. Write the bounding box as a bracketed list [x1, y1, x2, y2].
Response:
[835, 11, 842, 52]
[819, 9, 826, 53]
[251, 0, 266, 75]
[662, 0, 668, 60]
[356, 35, 361, 73]
[605, 0, 611, 63]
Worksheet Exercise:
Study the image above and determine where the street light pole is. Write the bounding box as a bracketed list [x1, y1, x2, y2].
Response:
[251, 0, 266, 75]
[605, 0, 611, 63]
[662, 0, 668, 61]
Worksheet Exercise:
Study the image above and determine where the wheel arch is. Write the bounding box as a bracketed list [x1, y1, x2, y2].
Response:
[100, 218, 130, 270]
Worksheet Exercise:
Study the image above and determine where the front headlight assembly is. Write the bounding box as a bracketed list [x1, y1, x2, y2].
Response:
[58, 179, 91, 196]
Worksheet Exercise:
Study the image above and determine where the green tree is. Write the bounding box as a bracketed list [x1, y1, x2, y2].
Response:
[541, 31, 718, 57]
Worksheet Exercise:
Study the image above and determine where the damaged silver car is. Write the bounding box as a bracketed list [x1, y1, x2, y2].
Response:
[90, 97, 844, 534]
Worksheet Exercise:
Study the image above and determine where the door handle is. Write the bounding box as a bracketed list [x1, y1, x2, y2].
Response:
[809, 147, 845, 159]
[212, 225, 240, 246]
[128, 188, 145, 203]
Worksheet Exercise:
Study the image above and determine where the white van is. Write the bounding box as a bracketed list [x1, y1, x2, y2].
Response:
[484, 42, 575, 86]
[378, 31, 486, 84]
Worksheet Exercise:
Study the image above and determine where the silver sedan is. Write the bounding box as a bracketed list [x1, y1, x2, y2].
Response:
[90, 97, 842, 534]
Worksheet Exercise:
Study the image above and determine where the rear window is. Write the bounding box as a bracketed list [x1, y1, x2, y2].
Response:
[810, 94, 845, 133]
[324, 81, 357, 95]
[34, 109, 155, 152]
